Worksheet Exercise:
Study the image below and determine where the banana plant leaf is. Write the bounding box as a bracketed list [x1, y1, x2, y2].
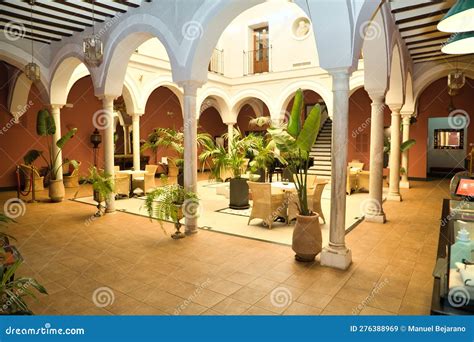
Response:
[296, 104, 321, 155]
[287, 88, 303, 138]
[36, 109, 55, 136]
[400, 139, 416, 152]
[23, 150, 43, 165]
[56, 128, 77, 149]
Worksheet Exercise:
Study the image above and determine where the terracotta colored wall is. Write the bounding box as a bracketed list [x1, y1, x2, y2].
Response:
[409, 77, 474, 179]
[199, 107, 226, 138]
[141, 87, 183, 164]
[0, 70, 103, 188]
[237, 104, 270, 134]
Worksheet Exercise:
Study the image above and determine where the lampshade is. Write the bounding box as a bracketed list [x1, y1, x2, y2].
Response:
[441, 31, 474, 54]
[438, 0, 474, 33]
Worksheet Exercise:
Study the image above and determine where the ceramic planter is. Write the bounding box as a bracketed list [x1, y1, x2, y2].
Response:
[49, 179, 65, 202]
[229, 177, 249, 209]
[292, 213, 322, 262]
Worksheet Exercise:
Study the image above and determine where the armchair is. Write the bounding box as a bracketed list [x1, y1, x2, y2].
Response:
[115, 173, 130, 197]
[63, 161, 81, 188]
[19, 164, 44, 192]
[248, 182, 287, 229]
[288, 180, 328, 224]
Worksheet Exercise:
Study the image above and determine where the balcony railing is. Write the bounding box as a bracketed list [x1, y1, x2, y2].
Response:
[208, 48, 224, 75]
[243, 46, 272, 76]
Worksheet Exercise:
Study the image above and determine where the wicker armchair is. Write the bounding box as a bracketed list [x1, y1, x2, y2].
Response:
[288, 180, 328, 224]
[248, 182, 287, 229]
[19, 164, 44, 192]
[346, 165, 358, 195]
[63, 162, 81, 188]
[132, 172, 156, 194]
[115, 173, 130, 197]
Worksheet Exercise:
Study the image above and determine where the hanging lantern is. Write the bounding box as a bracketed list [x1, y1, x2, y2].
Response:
[448, 70, 466, 90]
[24, 62, 41, 82]
[83, 36, 103, 67]
[438, 0, 474, 33]
[83, 1, 103, 67]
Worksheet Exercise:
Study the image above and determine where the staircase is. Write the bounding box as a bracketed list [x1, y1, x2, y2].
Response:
[308, 118, 332, 178]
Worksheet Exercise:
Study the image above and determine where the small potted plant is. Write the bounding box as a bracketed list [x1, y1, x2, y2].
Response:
[248, 134, 278, 182]
[0, 213, 47, 314]
[268, 89, 322, 261]
[145, 177, 198, 239]
[88, 167, 114, 217]
[24, 109, 78, 202]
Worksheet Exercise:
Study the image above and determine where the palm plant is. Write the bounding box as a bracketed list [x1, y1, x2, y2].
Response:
[199, 138, 229, 181]
[227, 128, 259, 178]
[142, 127, 213, 170]
[24, 109, 78, 181]
[268, 89, 321, 216]
[248, 134, 279, 181]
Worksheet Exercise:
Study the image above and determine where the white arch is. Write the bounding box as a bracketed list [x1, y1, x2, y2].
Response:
[276, 80, 333, 120]
[198, 94, 231, 123]
[7, 71, 32, 121]
[50, 56, 92, 105]
[386, 43, 405, 106]
[122, 75, 142, 115]
[231, 89, 273, 118]
[98, 14, 180, 96]
[140, 77, 183, 112]
[349, 72, 365, 96]
[401, 72, 415, 114]
[0, 41, 48, 102]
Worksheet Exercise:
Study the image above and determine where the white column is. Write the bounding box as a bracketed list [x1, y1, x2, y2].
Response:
[400, 113, 411, 189]
[50, 104, 63, 181]
[181, 81, 202, 235]
[387, 104, 402, 201]
[365, 94, 386, 223]
[131, 114, 141, 170]
[102, 95, 116, 212]
[320, 69, 352, 270]
[227, 123, 234, 154]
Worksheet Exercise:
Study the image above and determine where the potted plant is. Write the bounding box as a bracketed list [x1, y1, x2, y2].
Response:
[24, 109, 78, 202]
[268, 88, 322, 261]
[199, 137, 229, 182]
[142, 127, 212, 186]
[145, 177, 198, 239]
[88, 167, 114, 217]
[383, 136, 416, 171]
[227, 129, 257, 209]
[0, 213, 47, 314]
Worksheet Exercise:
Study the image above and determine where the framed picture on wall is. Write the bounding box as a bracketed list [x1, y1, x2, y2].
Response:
[434, 129, 464, 150]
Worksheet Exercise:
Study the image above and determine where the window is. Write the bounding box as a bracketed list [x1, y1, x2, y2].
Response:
[434, 129, 464, 149]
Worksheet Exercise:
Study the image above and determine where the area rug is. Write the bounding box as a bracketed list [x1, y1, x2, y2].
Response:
[215, 207, 251, 217]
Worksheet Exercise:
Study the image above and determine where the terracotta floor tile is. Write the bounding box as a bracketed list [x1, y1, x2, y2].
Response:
[212, 297, 251, 315]
[230, 286, 269, 305]
[284, 302, 322, 315]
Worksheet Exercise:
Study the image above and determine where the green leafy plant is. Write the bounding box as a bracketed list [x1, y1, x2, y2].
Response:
[87, 167, 114, 215]
[0, 213, 47, 314]
[142, 127, 212, 170]
[248, 134, 279, 175]
[24, 109, 78, 180]
[145, 177, 198, 234]
[227, 129, 259, 178]
[268, 88, 321, 216]
[199, 138, 229, 181]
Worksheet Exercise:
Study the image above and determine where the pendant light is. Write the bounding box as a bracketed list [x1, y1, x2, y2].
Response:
[441, 31, 474, 54]
[83, 0, 103, 67]
[24, 0, 40, 82]
[438, 0, 474, 33]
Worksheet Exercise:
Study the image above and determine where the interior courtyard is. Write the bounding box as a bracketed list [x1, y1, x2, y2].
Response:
[0, 0, 473, 316]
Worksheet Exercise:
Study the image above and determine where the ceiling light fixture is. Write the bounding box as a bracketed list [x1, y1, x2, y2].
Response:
[24, 0, 40, 82]
[441, 31, 474, 54]
[438, 0, 474, 33]
[83, 0, 103, 67]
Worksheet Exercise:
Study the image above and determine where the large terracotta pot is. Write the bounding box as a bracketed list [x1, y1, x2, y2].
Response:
[49, 179, 65, 202]
[292, 213, 322, 262]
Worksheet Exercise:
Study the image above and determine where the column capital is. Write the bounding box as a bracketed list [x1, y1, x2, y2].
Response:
[97, 94, 117, 104]
[178, 80, 204, 95]
[224, 122, 236, 126]
[129, 112, 144, 118]
[49, 104, 64, 111]
[388, 103, 403, 114]
[329, 68, 351, 92]
[367, 91, 385, 104]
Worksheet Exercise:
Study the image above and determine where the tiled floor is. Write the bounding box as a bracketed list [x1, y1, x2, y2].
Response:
[0, 177, 448, 315]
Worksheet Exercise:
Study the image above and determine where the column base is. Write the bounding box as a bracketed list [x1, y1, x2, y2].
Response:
[320, 246, 352, 270]
[387, 193, 402, 201]
[365, 212, 386, 223]
[185, 226, 198, 235]
[399, 180, 410, 189]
